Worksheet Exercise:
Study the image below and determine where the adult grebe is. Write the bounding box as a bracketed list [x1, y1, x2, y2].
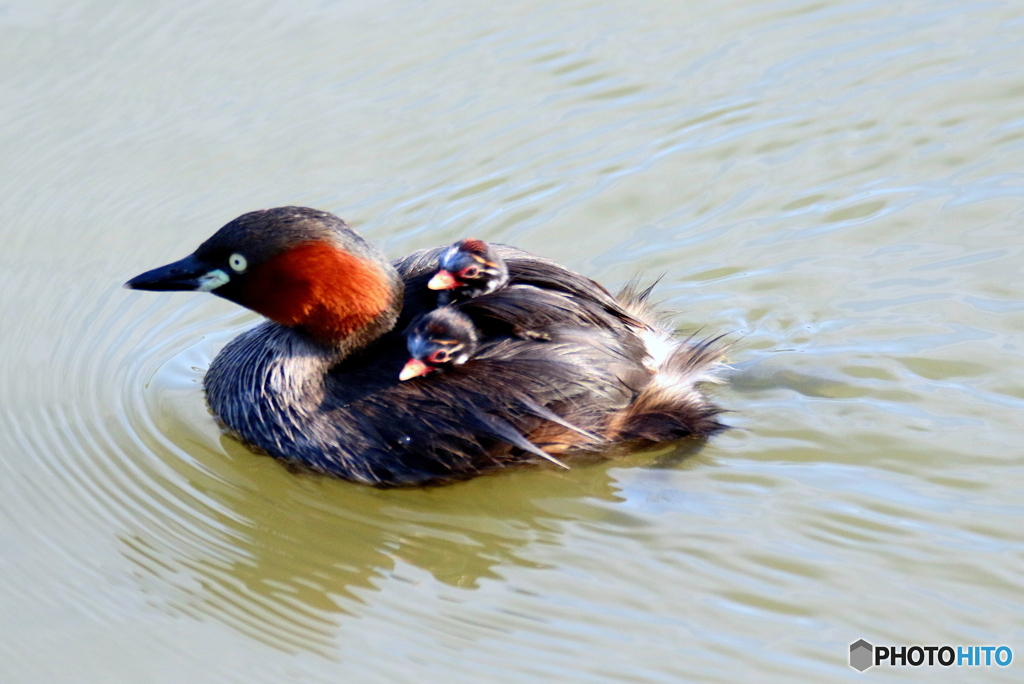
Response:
[126, 207, 725, 486]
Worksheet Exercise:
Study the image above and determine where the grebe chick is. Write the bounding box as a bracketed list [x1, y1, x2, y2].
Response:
[427, 238, 508, 304]
[420, 238, 620, 340]
[400, 307, 600, 469]
[399, 306, 478, 381]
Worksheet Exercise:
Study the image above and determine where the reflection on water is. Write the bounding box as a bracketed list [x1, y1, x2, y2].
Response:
[117, 441, 631, 656]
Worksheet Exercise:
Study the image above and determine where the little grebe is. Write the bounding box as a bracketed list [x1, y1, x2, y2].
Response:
[126, 207, 725, 486]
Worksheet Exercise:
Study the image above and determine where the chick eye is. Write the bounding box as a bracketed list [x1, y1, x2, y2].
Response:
[428, 349, 450, 364]
[228, 253, 247, 273]
[460, 266, 480, 279]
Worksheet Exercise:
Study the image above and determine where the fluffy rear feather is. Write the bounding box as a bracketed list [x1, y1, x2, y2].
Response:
[608, 281, 728, 442]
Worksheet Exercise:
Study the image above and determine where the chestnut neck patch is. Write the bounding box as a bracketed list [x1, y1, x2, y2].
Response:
[238, 241, 395, 344]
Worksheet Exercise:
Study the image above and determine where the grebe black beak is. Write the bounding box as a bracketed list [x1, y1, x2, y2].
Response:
[125, 254, 228, 292]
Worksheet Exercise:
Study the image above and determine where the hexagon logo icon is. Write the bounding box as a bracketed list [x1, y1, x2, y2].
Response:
[850, 639, 874, 672]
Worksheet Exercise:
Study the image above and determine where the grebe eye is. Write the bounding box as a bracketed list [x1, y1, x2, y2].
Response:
[461, 266, 480, 279]
[228, 253, 248, 273]
[429, 349, 450, 364]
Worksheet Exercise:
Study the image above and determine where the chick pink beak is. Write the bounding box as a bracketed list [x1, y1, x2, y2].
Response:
[399, 358, 432, 381]
[427, 270, 459, 290]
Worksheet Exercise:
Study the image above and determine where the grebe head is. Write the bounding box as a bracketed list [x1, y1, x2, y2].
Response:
[427, 238, 508, 300]
[125, 207, 402, 347]
[399, 306, 479, 381]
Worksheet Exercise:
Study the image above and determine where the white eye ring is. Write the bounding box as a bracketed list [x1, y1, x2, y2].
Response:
[228, 253, 247, 273]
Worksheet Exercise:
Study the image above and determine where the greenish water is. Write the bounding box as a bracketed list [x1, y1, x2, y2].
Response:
[2, 0, 1023, 681]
